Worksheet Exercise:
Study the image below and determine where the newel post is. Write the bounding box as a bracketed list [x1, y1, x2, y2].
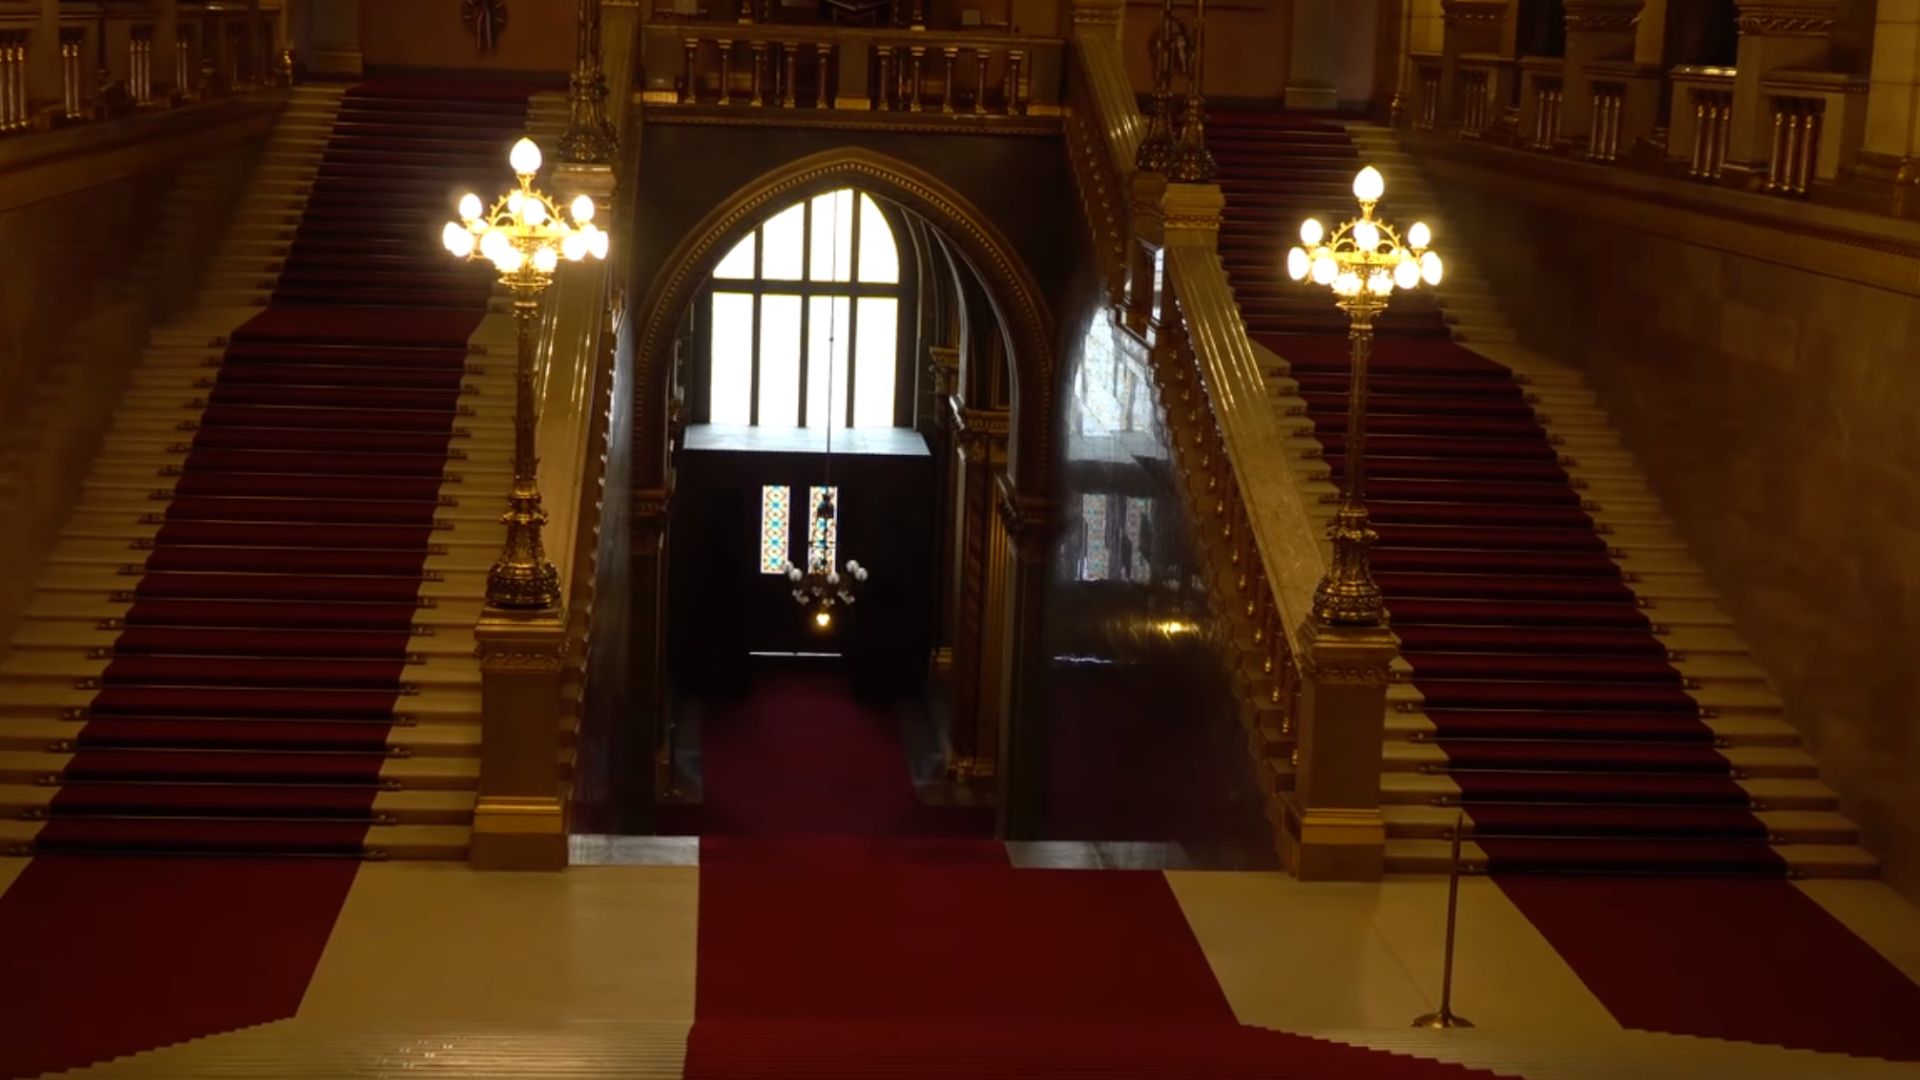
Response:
[472, 610, 571, 870]
[1281, 619, 1394, 879]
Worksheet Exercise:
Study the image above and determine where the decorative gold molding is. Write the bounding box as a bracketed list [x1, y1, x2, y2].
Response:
[1440, 0, 1506, 27]
[632, 147, 1058, 497]
[640, 107, 1060, 138]
[1733, 2, 1835, 36]
[1563, 1, 1641, 34]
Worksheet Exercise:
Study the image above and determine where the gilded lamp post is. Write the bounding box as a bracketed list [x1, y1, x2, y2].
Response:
[1285, 165, 1442, 626]
[442, 137, 610, 610]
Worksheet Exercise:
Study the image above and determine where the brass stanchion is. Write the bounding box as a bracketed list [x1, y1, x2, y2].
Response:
[1413, 811, 1474, 1029]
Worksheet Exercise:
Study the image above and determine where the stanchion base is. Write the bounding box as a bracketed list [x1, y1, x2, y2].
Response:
[1412, 1009, 1474, 1029]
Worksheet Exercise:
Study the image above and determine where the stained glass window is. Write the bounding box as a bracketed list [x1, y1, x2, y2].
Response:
[705, 188, 904, 429]
[1079, 493, 1110, 582]
[760, 485, 791, 574]
[808, 485, 839, 573]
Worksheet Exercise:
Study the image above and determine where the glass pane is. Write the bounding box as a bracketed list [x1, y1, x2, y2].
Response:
[806, 295, 851, 429]
[856, 194, 899, 284]
[761, 202, 804, 281]
[713, 232, 755, 280]
[709, 292, 755, 425]
[808, 485, 838, 573]
[760, 485, 790, 574]
[1125, 496, 1152, 582]
[1079, 493, 1110, 582]
[757, 294, 803, 426]
[852, 297, 897, 428]
[808, 189, 854, 283]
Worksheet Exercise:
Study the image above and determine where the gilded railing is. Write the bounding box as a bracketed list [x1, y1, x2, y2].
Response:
[0, 0, 285, 137]
[639, 20, 1061, 116]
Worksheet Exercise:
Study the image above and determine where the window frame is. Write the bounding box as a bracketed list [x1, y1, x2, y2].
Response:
[691, 190, 918, 429]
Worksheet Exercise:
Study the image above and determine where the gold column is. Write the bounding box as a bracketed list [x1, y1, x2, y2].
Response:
[561, 0, 618, 163]
[946, 400, 1009, 785]
[472, 610, 571, 870]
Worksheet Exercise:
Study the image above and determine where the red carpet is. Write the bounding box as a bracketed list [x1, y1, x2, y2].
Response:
[0, 858, 356, 1079]
[1209, 108, 1920, 1060]
[681, 664, 1490, 1077]
[0, 79, 527, 1078]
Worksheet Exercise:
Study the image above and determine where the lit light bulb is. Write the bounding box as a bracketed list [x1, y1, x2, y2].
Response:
[571, 194, 596, 224]
[441, 221, 469, 255]
[521, 198, 548, 226]
[562, 232, 588, 262]
[458, 193, 483, 222]
[1353, 220, 1381, 252]
[827, 570, 840, 585]
[1368, 269, 1393, 296]
[1421, 250, 1444, 286]
[1394, 257, 1421, 290]
[1352, 165, 1385, 203]
[533, 247, 559, 273]
[587, 226, 609, 260]
[1310, 254, 1337, 286]
[814, 609, 832, 628]
[494, 247, 525, 273]
[509, 137, 543, 176]
[1299, 217, 1324, 246]
[1286, 246, 1310, 282]
[507, 191, 526, 217]
[480, 229, 510, 262]
[1335, 270, 1361, 297]
[1408, 221, 1431, 250]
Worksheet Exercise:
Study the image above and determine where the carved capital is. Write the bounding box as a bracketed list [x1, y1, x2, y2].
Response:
[1158, 181, 1225, 238]
[927, 345, 961, 397]
[993, 471, 1049, 551]
[1563, 0, 1641, 34]
[950, 400, 1011, 463]
[1297, 618, 1396, 689]
[1734, 0, 1836, 36]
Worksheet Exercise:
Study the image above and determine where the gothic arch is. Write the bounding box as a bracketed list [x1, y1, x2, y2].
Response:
[631, 147, 1058, 496]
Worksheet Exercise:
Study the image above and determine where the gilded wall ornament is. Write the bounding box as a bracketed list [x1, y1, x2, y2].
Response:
[463, 0, 509, 55]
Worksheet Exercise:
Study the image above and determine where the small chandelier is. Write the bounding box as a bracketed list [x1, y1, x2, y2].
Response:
[785, 490, 866, 628]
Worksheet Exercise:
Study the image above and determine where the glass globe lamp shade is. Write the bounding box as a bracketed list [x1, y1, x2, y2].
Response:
[1310, 254, 1337, 286]
[458, 193, 483, 222]
[1352, 165, 1385, 204]
[562, 232, 588, 263]
[509, 138, 543, 176]
[1368, 270, 1393, 297]
[480, 229, 510, 263]
[587, 227, 610, 260]
[1394, 257, 1421, 291]
[442, 221, 473, 256]
[1421, 250, 1444, 286]
[533, 247, 559, 274]
[1408, 221, 1432, 250]
[1299, 217, 1324, 246]
[521, 198, 548, 226]
[494, 247, 526, 273]
[570, 195, 596, 224]
[1335, 270, 1362, 297]
[1353, 220, 1380, 253]
[1286, 246, 1310, 282]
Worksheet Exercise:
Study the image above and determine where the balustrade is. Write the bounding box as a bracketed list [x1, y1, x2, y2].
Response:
[0, 32, 26, 132]
[1411, 53, 1440, 131]
[1587, 81, 1623, 162]
[129, 27, 152, 105]
[648, 23, 1053, 116]
[1764, 95, 1822, 197]
[1528, 77, 1563, 150]
[1457, 66, 1489, 138]
[1688, 88, 1732, 179]
[59, 28, 81, 118]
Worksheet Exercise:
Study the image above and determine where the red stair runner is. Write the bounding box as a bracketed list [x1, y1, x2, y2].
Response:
[1208, 107, 1920, 1060]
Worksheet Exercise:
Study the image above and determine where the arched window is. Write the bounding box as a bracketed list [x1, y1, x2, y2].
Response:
[702, 188, 906, 428]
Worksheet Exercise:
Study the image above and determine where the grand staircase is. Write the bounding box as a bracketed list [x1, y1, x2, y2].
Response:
[1206, 110, 1874, 877]
[0, 81, 564, 861]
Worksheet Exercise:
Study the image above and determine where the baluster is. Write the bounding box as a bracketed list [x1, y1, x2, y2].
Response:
[680, 37, 697, 103]
[940, 46, 956, 114]
[2, 38, 16, 131]
[1688, 94, 1707, 176]
[750, 40, 766, 106]
[1766, 102, 1786, 191]
[1007, 49, 1025, 115]
[906, 45, 923, 112]
[814, 42, 832, 108]
[176, 33, 190, 96]
[717, 38, 734, 104]
[876, 46, 894, 110]
[1710, 97, 1729, 177]
[1794, 106, 1820, 195]
[61, 32, 81, 119]
[973, 49, 988, 116]
[781, 43, 796, 107]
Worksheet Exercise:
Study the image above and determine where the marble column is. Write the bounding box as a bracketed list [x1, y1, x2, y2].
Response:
[1561, 0, 1643, 143]
[1438, 0, 1506, 126]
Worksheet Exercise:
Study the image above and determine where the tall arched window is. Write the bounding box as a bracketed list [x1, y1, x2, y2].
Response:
[702, 188, 906, 428]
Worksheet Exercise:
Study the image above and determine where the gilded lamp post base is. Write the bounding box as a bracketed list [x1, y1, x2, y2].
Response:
[488, 293, 563, 612]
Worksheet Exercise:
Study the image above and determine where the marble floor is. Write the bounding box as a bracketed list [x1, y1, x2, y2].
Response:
[45, 847, 1920, 1079]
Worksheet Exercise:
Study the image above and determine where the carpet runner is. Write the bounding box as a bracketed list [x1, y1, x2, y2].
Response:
[1205, 107, 1920, 1060]
[677, 662, 1492, 1077]
[0, 79, 530, 1080]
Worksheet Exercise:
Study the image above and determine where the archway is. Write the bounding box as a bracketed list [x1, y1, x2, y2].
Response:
[621, 149, 1057, 839]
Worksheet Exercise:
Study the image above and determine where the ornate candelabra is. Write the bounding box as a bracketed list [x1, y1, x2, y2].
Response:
[559, 0, 617, 163]
[442, 137, 610, 609]
[785, 491, 867, 629]
[1134, 0, 1187, 173]
[1284, 165, 1443, 626]
[1168, 0, 1214, 183]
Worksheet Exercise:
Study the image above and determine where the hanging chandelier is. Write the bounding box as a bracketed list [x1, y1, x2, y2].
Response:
[783, 192, 866, 630]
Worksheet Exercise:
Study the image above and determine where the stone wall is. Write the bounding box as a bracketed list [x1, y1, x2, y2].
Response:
[0, 105, 271, 655]
[1427, 155, 1920, 900]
